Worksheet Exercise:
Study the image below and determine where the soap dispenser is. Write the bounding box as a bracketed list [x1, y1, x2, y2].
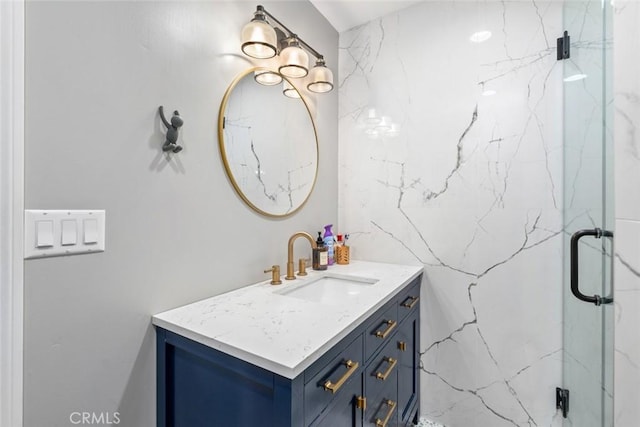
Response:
[313, 232, 328, 270]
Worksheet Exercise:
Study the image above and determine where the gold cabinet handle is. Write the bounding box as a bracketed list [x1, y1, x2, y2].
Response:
[398, 341, 407, 352]
[374, 320, 397, 339]
[323, 360, 359, 394]
[401, 295, 419, 309]
[375, 357, 397, 381]
[375, 399, 397, 427]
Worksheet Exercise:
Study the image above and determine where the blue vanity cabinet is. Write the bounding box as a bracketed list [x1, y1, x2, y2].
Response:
[305, 334, 364, 427]
[309, 375, 363, 427]
[155, 274, 422, 427]
[396, 280, 421, 426]
[364, 337, 399, 426]
[397, 309, 420, 423]
[155, 329, 306, 427]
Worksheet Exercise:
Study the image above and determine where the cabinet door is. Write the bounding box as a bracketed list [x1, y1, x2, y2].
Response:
[396, 308, 419, 424]
[365, 338, 399, 427]
[310, 373, 363, 427]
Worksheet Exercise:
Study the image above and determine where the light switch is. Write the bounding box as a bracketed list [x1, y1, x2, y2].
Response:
[25, 210, 105, 259]
[83, 219, 98, 244]
[36, 220, 54, 247]
[61, 220, 77, 246]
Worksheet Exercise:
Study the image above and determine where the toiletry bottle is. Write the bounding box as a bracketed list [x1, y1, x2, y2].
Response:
[323, 224, 335, 265]
[336, 234, 350, 264]
[313, 232, 328, 270]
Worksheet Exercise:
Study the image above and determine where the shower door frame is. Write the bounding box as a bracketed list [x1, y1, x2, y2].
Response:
[561, 1, 614, 426]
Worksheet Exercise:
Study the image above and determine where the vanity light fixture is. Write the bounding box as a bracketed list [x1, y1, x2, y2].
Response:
[254, 69, 283, 86]
[279, 36, 309, 78]
[307, 57, 334, 93]
[283, 80, 301, 99]
[241, 4, 334, 94]
[241, 6, 278, 59]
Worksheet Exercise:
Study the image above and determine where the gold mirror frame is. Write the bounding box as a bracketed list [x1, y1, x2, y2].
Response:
[218, 67, 319, 218]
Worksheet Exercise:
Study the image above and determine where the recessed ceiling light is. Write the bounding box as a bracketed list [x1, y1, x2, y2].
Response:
[482, 89, 497, 96]
[470, 31, 492, 43]
[564, 74, 588, 82]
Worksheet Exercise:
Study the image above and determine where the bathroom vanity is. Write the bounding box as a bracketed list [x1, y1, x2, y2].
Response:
[153, 261, 422, 427]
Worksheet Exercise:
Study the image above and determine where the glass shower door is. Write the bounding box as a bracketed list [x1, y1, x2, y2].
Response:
[562, 1, 613, 426]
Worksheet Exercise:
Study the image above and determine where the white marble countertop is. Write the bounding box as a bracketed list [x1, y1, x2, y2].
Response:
[152, 260, 423, 379]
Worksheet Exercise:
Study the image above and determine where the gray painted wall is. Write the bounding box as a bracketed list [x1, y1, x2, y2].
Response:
[24, 1, 337, 426]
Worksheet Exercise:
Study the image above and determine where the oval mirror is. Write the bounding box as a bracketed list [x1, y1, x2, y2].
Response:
[218, 68, 318, 217]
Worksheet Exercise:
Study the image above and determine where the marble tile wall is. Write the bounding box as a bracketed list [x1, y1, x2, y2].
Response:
[338, 2, 566, 426]
[613, 2, 640, 426]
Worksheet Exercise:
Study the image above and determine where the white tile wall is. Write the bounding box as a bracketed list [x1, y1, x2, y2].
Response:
[339, 1, 640, 425]
[339, 2, 565, 425]
[614, 2, 640, 425]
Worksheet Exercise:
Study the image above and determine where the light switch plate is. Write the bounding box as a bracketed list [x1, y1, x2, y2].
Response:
[24, 210, 106, 259]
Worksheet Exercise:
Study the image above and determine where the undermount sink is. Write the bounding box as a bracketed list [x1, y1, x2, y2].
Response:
[275, 273, 379, 303]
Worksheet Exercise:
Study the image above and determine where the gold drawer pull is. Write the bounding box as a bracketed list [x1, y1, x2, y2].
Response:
[323, 360, 359, 394]
[375, 320, 397, 339]
[375, 399, 396, 427]
[375, 357, 397, 380]
[401, 295, 420, 309]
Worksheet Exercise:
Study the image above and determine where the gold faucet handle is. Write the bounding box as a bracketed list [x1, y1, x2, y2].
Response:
[263, 265, 282, 285]
[298, 258, 309, 276]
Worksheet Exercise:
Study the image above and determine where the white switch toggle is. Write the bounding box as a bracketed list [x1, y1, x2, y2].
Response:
[36, 220, 54, 248]
[83, 219, 99, 244]
[61, 220, 77, 246]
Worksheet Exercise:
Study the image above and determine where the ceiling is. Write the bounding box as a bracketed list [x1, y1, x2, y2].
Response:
[309, 0, 423, 33]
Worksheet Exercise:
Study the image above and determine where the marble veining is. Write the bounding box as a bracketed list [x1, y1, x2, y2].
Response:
[335, 0, 637, 425]
[338, 1, 577, 426]
[613, 2, 640, 426]
[152, 261, 422, 378]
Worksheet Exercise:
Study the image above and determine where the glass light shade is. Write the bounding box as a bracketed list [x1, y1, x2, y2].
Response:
[307, 62, 334, 93]
[279, 43, 309, 78]
[241, 20, 277, 59]
[283, 80, 301, 99]
[254, 70, 282, 86]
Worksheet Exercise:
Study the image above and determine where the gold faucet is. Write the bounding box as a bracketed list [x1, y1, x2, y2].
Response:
[286, 232, 317, 280]
[264, 265, 282, 285]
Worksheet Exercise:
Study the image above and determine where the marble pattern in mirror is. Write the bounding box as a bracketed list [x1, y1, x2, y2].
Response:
[218, 68, 318, 217]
